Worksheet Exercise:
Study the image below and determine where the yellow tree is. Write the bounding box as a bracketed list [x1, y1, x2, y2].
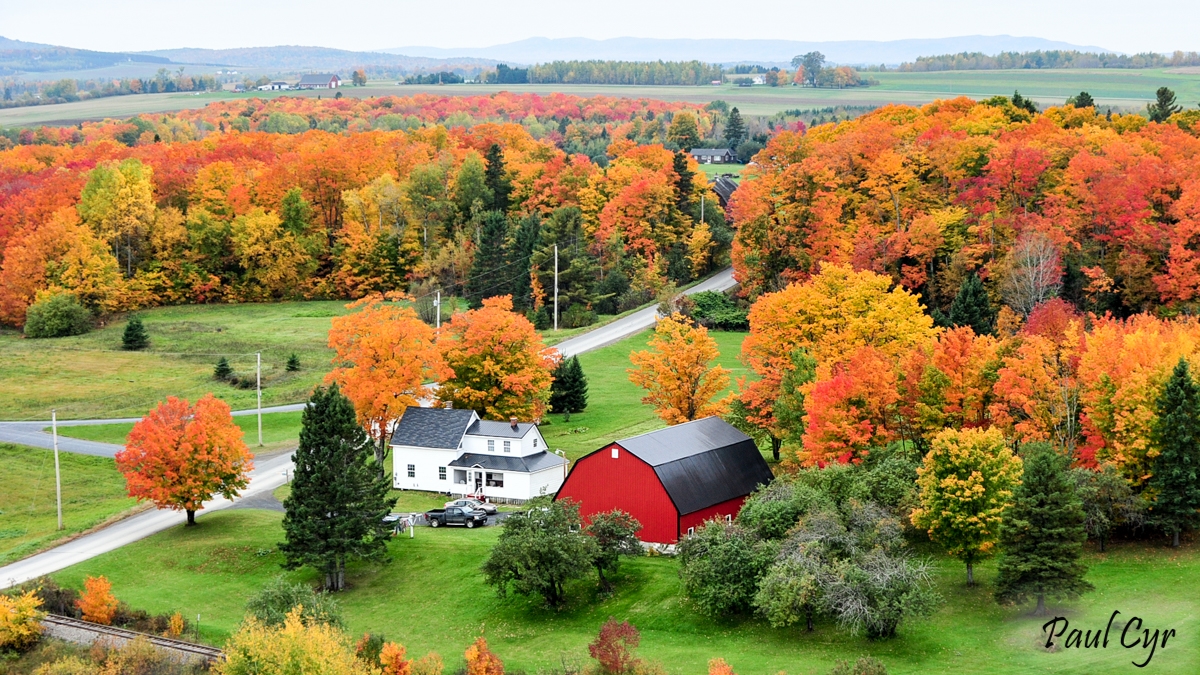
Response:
[911, 427, 1023, 586]
[327, 293, 451, 468]
[231, 208, 315, 299]
[76, 158, 156, 277]
[629, 314, 733, 424]
[219, 608, 374, 675]
[438, 295, 558, 421]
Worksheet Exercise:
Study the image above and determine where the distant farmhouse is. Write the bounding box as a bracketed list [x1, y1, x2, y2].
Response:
[257, 81, 291, 91]
[690, 148, 736, 164]
[296, 73, 340, 90]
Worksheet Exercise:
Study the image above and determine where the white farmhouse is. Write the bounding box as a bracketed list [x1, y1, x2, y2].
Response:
[390, 407, 567, 503]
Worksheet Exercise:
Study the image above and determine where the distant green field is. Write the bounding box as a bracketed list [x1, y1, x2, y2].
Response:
[5, 68, 1197, 128]
[0, 443, 138, 564]
[55, 410, 305, 451]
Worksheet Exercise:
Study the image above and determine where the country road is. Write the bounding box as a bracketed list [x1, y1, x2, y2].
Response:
[0, 267, 737, 587]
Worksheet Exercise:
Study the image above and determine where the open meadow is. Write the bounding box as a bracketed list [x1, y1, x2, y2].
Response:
[4, 68, 1198, 128]
[48, 508, 1200, 675]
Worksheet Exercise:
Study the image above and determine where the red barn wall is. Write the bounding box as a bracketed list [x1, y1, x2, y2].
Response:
[556, 442, 680, 544]
[678, 496, 748, 536]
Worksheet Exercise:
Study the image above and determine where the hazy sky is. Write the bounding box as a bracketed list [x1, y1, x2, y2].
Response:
[3, 0, 1197, 54]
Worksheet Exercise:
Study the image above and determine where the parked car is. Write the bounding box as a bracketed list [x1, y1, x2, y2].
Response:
[444, 498, 498, 515]
[424, 506, 488, 528]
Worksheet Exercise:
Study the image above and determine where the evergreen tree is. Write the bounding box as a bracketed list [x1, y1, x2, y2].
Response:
[1147, 86, 1182, 123]
[531, 207, 599, 313]
[994, 444, 1093, 615]
[1011, 90, 1038, 114]
[508, 212, 542, 310]
[286, 353, 301, 372]
[1148, 358, 1200, 547]
[121, 315, 149, 350]
[948, 274, 995, 335]
[465, 210, 511, 307]
[280, 385, 396, 591]
[549, 355, 589, 418]
[213, 357, 232, 381]
[672, 151, 695, 212]
[484, 143, 512, 212]
[723, 107, 747, 148]
[1067, 91, 1095, 108]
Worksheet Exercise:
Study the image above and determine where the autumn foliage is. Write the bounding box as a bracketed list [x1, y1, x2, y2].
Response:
[588, 618, 641, 675]
[438, 295, 557, 421]
[629, 314, 733, 424]
[218, 607, 373, 675]
[116, 394, 253, 524]
[76, 575, 119, 625]
[464, 637, 504, 675]
[0, 590, 45, 651]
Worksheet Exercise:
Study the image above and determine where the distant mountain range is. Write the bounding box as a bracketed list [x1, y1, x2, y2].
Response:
[0, 35, 170, 75]
[135, 46, 498, 73]
[381, 35, 1117, 66]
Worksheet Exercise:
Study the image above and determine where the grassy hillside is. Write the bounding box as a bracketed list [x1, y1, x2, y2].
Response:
[51, 508, 1200, 674]
[0, 443, 139, 564]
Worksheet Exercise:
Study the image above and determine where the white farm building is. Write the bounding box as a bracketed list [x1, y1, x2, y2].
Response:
[390, 407, 567, 503]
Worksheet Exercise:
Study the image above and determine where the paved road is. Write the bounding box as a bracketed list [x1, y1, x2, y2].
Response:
[555, 266, 736, 357]
[0, 451, 294, 589]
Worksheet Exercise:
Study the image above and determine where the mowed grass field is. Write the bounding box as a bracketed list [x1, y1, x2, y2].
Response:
[0, 443, 139, 564]
[5, 68, 1197, 128]
[51, 508, 1200, 675]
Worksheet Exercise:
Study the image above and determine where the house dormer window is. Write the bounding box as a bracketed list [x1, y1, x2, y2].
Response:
[503, 440, 511, 453]
[488, 440, 495, 452]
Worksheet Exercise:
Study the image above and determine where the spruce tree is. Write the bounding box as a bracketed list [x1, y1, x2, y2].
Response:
[994, 444, 1093, 615]
[213, 357, 232, 381]
[280, 385, 396, 591]
[723, 107, 747, 148]
[1068, 91, 1095, 108]
[121, 315, 149, 350]
[484, 143, 512, 212]
[549, 355, 589, 418]
[948, 274, 995, 335]
[465, 210, 511, 307]
[672, 151, 695, 212]
[286, 353, 301, 372]
[1148, 358, 1200, 547]
[507, 212, 542, 310]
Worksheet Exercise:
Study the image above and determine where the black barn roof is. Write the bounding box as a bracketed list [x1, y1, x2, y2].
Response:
[615, 417, 773, 515]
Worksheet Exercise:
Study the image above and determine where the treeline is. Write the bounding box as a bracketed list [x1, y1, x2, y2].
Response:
[1, 68, 222, 108]
[527, 60, 725, 86]
[892, 49, 1200, 72]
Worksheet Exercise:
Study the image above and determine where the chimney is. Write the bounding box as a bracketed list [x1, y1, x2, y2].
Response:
[445, 401, 453, 409]
[510, 417, 518, 430]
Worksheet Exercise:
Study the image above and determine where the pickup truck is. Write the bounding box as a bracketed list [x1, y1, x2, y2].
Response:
[424, 506, 488, 528]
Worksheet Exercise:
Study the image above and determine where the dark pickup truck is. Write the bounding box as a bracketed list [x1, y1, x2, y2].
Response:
[425, 506, 488, 528]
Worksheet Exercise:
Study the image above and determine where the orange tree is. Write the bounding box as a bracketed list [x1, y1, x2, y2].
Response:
[76, 575, 119, 625]
[629, 314, 733, 425]
[116, 394, 253, 525]
[327, 292, 451, 467]
[437, 295, 557, 421]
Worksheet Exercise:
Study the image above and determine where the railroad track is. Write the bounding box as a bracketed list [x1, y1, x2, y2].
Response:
[42, 614, 224, 663]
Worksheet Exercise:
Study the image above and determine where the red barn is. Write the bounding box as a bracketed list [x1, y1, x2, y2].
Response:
[556, 417, 774, 544]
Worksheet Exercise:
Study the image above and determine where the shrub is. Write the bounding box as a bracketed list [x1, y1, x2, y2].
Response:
[737, 480, 832, 540]
[244, 577, 344, 629]
[677, 521, 778, 616]
[32, 656, 95, 675]
[561, 303, 597, 329]
[219, 608, 371, 675]
[589, 618, 640, 675]
[76, 576, 118, 625]
[0, 589, 45, 652]
[828, 657, 888, 675]
[690, 291, 749, 331]
[464, 637, 503, 675]
[23, 293, 92, 338]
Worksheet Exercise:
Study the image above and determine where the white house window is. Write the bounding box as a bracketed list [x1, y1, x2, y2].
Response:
[503, 440, 511, 453]
[485, 472, 504, 488]
[439, 467, 447, 481]
[687, 527, 695, 536]
[453, 469, 467, 484]
[533, 438, 538, 448]
[406, 464, 415, 478]
[611, 448, 619, 459]
[488, 440, 495, 452]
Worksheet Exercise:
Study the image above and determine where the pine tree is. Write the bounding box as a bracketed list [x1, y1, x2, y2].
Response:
[286, 353, 301, 372]
[723, 107, 747, 148]
[1067, 91, 1095, 108]
[1148, 358, 1200, 547]
[465, 211, 511, 307]
[948, 274, 995, 336]
[280, 385, 396, 591]
[1147, 87, 1182, 123]
[994, 444, 1093, 615]
[508, 213, 542, 310]
[484, 143, 512, 212]
[549, 355, 589, 418]
[213, 357, 232, 381]
[121, 315, 149, 350]
[672, 151, 695, 212]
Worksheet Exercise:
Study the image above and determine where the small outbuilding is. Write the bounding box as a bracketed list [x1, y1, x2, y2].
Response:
[556, 417, 773, 544]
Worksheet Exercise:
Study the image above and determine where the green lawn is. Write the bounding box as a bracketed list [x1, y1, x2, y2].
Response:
[0, 443, 139, 564]
[51, 509, 1200, 674]
[55, 410, 305, 452]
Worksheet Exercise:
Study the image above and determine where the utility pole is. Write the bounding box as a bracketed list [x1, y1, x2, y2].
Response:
[434, 290, 441, 329]
[52, 409, 62, 530]
[553, 244, 559, 331]
[256, 352, 262, 447]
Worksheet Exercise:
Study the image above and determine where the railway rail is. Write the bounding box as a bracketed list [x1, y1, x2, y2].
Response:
[41, 613, 224, 664]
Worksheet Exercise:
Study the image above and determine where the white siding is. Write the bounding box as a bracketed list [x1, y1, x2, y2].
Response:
[392, 445, 458, 492]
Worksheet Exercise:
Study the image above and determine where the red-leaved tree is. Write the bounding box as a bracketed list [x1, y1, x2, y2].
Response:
[588, 618, 641, 675]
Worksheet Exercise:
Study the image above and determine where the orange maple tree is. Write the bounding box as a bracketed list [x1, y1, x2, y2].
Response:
[379, 641, 413, 675]
[76, 575, 118, 625]
[628, 314, 733, 424]
[116, 394, 253, 525]
[438, 295, 557, 421]
[327, 292, 451, 465]
[464, 637, 504, 675]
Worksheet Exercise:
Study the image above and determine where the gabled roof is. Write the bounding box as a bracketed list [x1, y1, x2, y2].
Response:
[466, 420, 535, 439]
[449, 451, 566, 473]
[297, 73, 338, 85]
[390, 407, 477, 449]
[616, 417, 773, 515]
[712, 176, 738, 206]
[691, 148, 734, 156]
